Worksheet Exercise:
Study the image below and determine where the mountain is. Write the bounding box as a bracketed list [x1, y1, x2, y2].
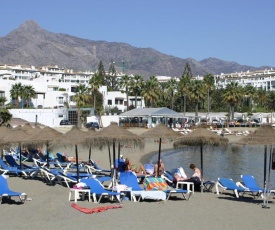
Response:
[0, 20, 272, 77]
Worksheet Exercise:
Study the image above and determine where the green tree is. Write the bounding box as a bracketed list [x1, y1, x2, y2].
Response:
[106, 60, 119, 91]
[10, 83, 23, 107]
[141, 76, 159, 107]
[203, 73, 215, 114]
[0, 108, 12, 126]
[222, 82, 243, 121]
[0, 96, 7, 107]
[97, 60, 106, 79]
[166, 78, 178, 110]
[22, 85, 36, 108]
[89, 72, 104, 115]
[72, 84, 91, 128]
[244, 85, 256, 112]
[178, 74, 191, 115]
[188, 80, 206, 122]
[129, 75, 144, 108]
[255, 88, 267, 109]
[182, 62, 193, 78]
[267, 91, 275, 111]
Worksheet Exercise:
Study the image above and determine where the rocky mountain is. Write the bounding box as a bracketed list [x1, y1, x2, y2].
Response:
[0, 20, 272, 78]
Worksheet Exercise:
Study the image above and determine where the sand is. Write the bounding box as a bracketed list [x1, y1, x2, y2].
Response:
[1, 126, 274, 230]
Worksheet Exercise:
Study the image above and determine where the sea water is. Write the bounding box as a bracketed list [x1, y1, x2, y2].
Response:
[148, 144, 275, 188]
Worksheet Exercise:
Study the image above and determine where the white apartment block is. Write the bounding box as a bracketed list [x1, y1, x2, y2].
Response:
[0, 64, 144, 113]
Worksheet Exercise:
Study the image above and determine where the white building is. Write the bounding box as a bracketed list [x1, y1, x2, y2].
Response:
[0, 64, 144, 112]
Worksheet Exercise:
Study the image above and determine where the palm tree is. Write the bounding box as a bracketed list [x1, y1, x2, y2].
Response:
[0, 96, 7, 107]
[267, 91, 275, 111]
[244, 85, 256, 112]
[89, 73, 104, 115]
[203, 73, 215, 115]
[188, 80, 206, 122]
[22, 85, 36, 108]
[119, 75, 131, 111]
[10, 83, 23, 107]
[255, 88, 267, 108]
[72, 84, 91, 128]
[129, 75, 144, 108]
[222, 82, 243, 121]
[178, 74, 191, 115]
[141, 76, 159, 107]
[166, 78, 178, 110]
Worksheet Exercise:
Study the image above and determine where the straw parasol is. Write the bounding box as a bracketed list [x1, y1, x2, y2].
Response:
[140, 123, 182, 176]
[0, 126, 13, 158]
[174, 127, 229, 193]
[49, 126, 89, 182]
[1, 129, 32, 169]
[85, 122, 144, 175]
[27, 126, 62, 166]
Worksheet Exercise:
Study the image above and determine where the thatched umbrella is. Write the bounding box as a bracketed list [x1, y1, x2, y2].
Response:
[140, 123, 182, 176]
[49, 126, 89, 182]
[174, 127, 229, 193]
[28, 126, 62, 167]
[85, 122, 144, 177]
[0, 126, 13, 159]
[1, 129, 32, 169]
[235, 125, 275, 188]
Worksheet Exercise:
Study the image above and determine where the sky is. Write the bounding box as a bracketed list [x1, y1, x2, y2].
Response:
[1, 0, 275, 67]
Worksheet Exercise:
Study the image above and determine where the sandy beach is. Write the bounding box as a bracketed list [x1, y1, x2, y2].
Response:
[1, 126, 274, 230]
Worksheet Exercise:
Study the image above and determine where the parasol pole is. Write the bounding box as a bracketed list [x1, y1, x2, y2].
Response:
[46, 142, 49, 168]
[19, 144, 22, 170]
[263, 145, 272, 208]
[88, 144, 91, 161]
[75, 144, 79, 183]
[157, 137, 162, 177]
[264, 145, 267, 188]
[200, 144, 203, 193]
[108, 142, 111, 169]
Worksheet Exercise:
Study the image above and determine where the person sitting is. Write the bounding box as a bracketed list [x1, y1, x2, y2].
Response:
[124, 158, 146, 175]
[188, 163, 202, 191]
[153, 159, 166, 177]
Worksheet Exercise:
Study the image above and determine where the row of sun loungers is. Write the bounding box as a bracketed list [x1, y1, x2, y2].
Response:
[0, 153, 272, 205]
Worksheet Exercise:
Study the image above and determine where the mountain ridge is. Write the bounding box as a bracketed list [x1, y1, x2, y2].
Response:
[0, 20, 273, 77]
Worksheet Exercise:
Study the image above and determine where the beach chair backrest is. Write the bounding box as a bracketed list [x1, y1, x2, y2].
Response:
[0, 175, 9, 191]
[81, 178, 104, 193]
[241, 175, 260, 189]
[219, 178, 239, 189]
[5, 155, 19, 167]
[120, 172, 141, 190]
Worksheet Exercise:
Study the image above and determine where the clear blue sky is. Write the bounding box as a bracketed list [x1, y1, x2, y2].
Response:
[1, 0, 274, 67]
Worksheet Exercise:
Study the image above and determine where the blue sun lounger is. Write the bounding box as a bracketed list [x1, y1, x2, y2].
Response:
[0, 175, 27, 204]
[216, 178, 247, 198]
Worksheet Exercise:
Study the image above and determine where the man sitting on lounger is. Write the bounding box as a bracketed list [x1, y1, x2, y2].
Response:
[153, 159, 166, 177]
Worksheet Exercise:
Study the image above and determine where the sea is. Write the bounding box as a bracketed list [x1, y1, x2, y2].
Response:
[148, 144, 275, 189]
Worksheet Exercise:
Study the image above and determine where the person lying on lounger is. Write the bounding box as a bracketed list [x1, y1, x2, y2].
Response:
[124, 158, 146, 175]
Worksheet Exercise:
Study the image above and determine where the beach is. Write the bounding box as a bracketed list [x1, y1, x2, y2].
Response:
[1, 126, 274, 230]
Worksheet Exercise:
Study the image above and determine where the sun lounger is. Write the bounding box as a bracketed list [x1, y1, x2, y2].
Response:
[0, 158, 37, 177]
[80, 178, 125, 203]
[238, 175, 264, 198]
[0, 175, 27, 204]
[216, 177, 247, 198]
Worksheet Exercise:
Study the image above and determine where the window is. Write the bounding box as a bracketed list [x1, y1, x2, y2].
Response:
[108, 100, 112, 105]
[58, 97, 63, 104]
